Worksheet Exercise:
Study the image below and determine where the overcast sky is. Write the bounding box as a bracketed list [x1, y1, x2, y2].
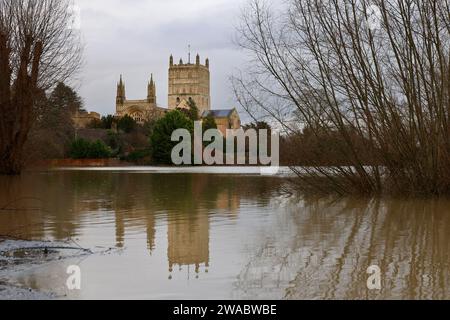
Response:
[74, 0, 251, 119]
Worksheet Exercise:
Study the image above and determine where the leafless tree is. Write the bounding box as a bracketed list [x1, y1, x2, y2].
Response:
[0, 0, 82, 175]
[233, 0, 450, 195]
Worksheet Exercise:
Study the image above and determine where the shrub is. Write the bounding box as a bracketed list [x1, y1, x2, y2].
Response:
[102, 115, 116, 130]
[69, 138, 112, 159]
[202, 114, 217, 132]
[150, 110, 193, 164]
[88, 140, 113, 159]
[121, 149, 152, 164]
[106, 130, 122, 151]
[118, 115, 137, 133]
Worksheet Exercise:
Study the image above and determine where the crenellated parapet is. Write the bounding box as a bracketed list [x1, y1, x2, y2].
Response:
[168, 54, 211, 115]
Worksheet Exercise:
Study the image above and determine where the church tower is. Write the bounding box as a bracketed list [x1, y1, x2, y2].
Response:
[168, 53, 211, 115]
[116, 75, 126, 105]
[147, 74, 156, 104]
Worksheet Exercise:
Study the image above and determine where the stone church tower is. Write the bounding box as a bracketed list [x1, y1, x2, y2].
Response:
[114, 53, 240, 132]
[115, 74, 163, 124]
[168, 54, 211, 115]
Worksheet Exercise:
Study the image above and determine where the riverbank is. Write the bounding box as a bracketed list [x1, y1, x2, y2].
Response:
[29, 158, 134, 169]
[26, 159, 293, 176]
[0, 283, 54, 300]
[0, 237, 97, 300]
[0, 238, 56, 299]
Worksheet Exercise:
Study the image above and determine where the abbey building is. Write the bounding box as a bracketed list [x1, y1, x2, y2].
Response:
[115, 54, 241, 135]
[115, 74, 166, 123]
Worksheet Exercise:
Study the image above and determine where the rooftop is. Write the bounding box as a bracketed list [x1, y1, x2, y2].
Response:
[202, 109, 236, 118]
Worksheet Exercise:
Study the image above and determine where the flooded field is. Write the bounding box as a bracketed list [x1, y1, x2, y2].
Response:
[0, 169, 449, 299]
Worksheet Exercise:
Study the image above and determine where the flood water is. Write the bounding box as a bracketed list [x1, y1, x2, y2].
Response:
[0, 169, 449, 300]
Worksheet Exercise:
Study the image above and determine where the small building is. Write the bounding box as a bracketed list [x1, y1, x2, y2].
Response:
[72, 111, 101, 129]
[202, 108, 241, 136]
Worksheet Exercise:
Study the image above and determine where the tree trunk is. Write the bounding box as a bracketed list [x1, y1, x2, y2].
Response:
[0, 148, 24, 175]
[0, 0, 82, 176]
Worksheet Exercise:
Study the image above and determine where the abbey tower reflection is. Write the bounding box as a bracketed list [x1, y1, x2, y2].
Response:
[106, 173, 244, 278]
[1, 173, 449, 299]
[0, 172, 278, 281]
[167, 212, 210, 276]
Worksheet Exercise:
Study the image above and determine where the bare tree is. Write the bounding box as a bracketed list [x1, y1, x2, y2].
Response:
[233, 0, 450, 195]
[0, 0, 82, 175]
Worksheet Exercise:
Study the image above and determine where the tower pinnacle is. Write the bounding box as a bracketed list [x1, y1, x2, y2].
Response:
[147, 73, 156, 104]
[116, 74, 126, 105]
[188, 44, 191, 64]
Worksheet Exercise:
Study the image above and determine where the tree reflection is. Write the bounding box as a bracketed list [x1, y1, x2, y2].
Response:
[233, 196, 450, 300]
[0, 172, 283, 280]
[2, 173, 447, 299]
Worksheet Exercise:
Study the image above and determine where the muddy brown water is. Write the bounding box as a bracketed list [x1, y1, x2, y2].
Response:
[0, 169, 449, 299]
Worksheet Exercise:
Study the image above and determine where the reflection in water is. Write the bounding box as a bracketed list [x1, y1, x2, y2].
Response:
[0, 172, 449, 299]
[168, 211, 209, 276]
[0, 173, 276, 281]
[234, 196, 450, 300]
